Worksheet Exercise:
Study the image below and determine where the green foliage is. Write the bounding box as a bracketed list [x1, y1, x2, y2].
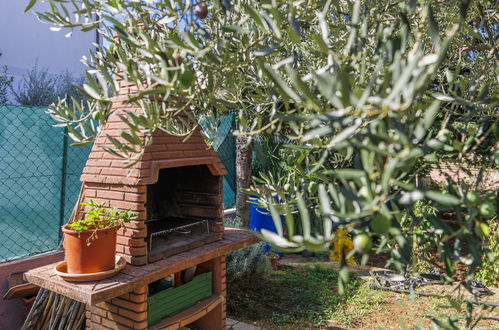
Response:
[11, 64, 84, 106]
[226, 242, 269, 281]
[228, 265, 384, 327]
[0, 53, 13, 104]
[27, 0, 498, 297]
[68, 199, 136, 232]
[400, 200, 439, 273]
[225, 216, 270, 280]
[251, 136, 349, 240]
[475, 219, 499, 287]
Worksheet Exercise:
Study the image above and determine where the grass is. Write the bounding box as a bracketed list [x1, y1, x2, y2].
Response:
[227, 264, 385, 328]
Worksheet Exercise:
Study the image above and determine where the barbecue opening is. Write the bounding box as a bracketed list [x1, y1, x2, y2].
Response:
[145, 165, 222, 262]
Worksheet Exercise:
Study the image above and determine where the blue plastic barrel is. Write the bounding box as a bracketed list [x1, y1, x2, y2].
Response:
[249, 198, 283, 256]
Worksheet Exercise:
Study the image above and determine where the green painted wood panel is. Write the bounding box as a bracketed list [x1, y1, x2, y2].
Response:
[148, 272, 212, 326]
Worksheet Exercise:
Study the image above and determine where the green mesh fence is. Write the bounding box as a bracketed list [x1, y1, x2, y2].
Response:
[0, 105, 236, 263]
[0, 104, 91, 263]
[199, 113, 236, 208]
[208, 113, 236, 208]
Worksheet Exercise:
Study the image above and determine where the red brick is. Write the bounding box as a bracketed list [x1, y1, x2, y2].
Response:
[96, 302, 118, 314]
[118, 308, 147, 321]
[166, 143, 201, 151]
[84, 182, 110, 190]
[88, 151, 106, 159]
[117, 227, 146, 238]
[107, 312, 137, 327]
[110, 161, 150, 170]
[100, 168, 137, 177]
[184, 150, 211, 157]
[146, 144, 168, 152]
[120, 254, 148, 265]
[97, 190, 125, 200]
[123, 221, 146, 230]
[151, 136, 182, 144]
[124, 193, 146, 202]
[87, 159, 112, 167]
[87, 306, 108, 317]
[109, 201, 145, 212]
[88, 321, 111, 330]
[133, 286, 148, 295]
[105, 177, 141, 185]
[135, 211, 147, 221]
[104, 129, 125, 137]
[101, 317, 132, 329]
[84, 189, 97, 198]
[133, 320, 148, 329]
[140, 153, 153, 161]
[152, 130, 168, 137]
[91, 313, 102, 324]
[110, 185, 147, 193]
[128, 293, 147, 303]
[123, 245, 147, 256]
[106, 122, 128, 129]
[112, 297, 147, 312]
[83, 167, 102, 175]
[116, 236, 146, 247]
[150, 151, 184, 160]
[116, 244, 125, 254]
[130, 255, 148, 266]
[93, 136, 109, 144]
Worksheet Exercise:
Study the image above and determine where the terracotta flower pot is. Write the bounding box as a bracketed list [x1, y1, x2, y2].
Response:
[61, 225, 118, 274]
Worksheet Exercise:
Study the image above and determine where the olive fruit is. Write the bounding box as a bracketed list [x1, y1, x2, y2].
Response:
[353, 234, 372, 253]
[466, 191, 480, 205]
[479, 202, 495, 219]
[195, 3, 208, 19]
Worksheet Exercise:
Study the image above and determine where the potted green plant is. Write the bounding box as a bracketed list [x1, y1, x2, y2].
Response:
[61, 200, 137, 274]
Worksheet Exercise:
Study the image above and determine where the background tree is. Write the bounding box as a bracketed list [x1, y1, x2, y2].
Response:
[0, 53, 14, 104]
[29, 0, 497, 309]
[11, 63, 84, 106]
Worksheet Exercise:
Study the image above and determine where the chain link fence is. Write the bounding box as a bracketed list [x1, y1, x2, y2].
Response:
[207, 113, 236, 208]
[0, 104, 91, 263]
[0, 104, 236, 263]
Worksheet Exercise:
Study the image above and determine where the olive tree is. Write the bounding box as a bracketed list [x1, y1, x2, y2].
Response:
[28, 0, 497, 308]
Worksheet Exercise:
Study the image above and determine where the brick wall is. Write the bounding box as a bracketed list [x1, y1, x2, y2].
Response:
[81, 182, 148, 266]
[84, 257, 228, 329]
[86, 286, 148, 329]
[220, 256, 227, 328]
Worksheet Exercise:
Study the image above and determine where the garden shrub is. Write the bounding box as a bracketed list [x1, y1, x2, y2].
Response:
[225, 217, 270, 281]
[475, 219, 499, 287]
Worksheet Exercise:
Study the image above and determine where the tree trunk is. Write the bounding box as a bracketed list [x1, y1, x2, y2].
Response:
[235, 135, 253, 228]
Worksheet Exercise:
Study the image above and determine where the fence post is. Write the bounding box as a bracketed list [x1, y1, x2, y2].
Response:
[58, 127, 68, 237]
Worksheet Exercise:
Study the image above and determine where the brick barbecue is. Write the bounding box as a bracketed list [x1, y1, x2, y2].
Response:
[24, 81, 258, 329]
[80, 97, 227, 266]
